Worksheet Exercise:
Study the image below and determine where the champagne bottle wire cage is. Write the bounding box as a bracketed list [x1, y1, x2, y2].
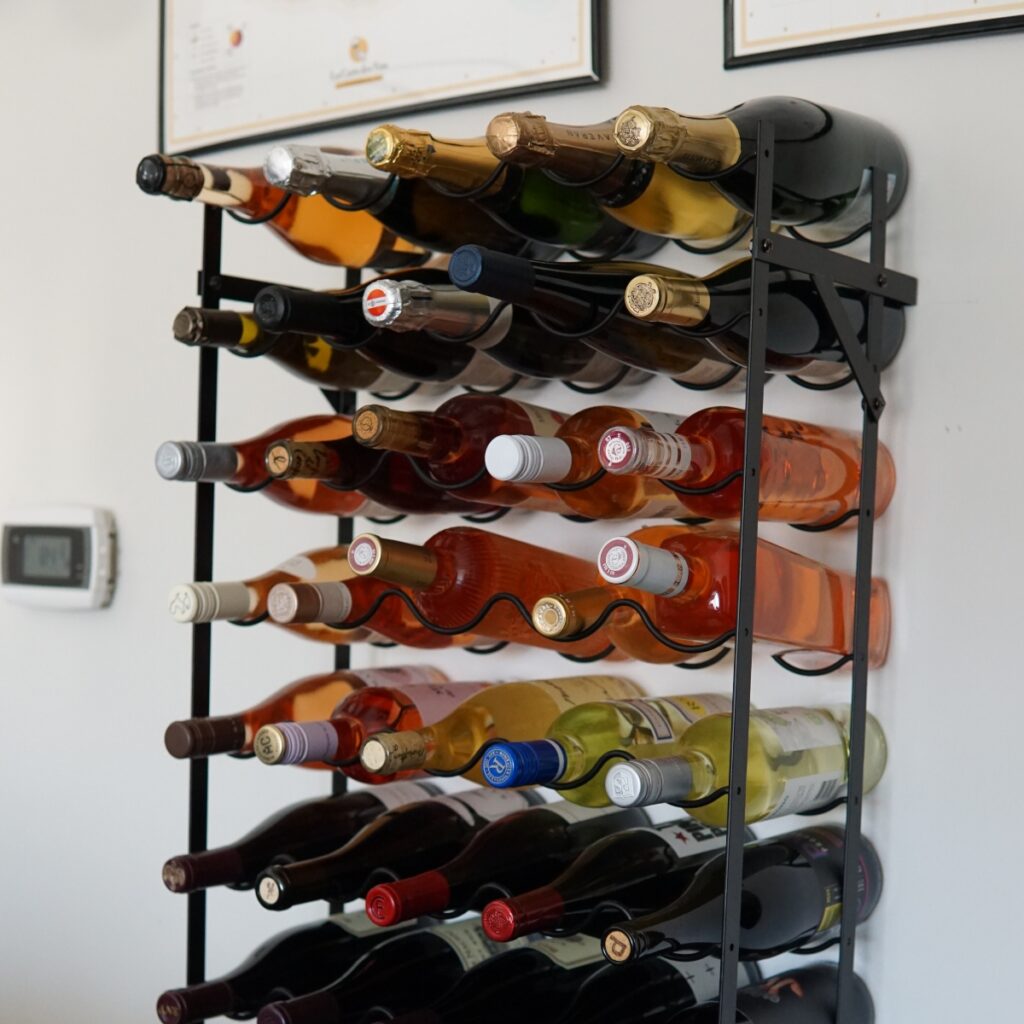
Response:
[178, 120, 916, 1024]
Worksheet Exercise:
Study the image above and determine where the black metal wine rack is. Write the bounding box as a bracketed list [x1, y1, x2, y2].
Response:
[178, 120, 916, 1024]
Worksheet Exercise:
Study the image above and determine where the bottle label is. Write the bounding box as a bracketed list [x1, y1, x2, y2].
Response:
[433, 918, 529, 968]
[273, 555, 317, 579]
[514, 400, 568, 437]
[758, 708, 841, 754]
[468, 303, 515, 351]
[543, 801, 633, 824]
[369, 780, 439, 812]
[330, 908, 418, 938]
[772, 772, 845, 819]
[355, 665, 450, 688]
[665, 693, 733, 723]
[665, 957, 761, 1003]
[644, 818, 729, 857]
[394, 681, 491, 725]
[529, 676, 645, 712]
[438, 788, 535, 826]
[527, 934, 604, 968]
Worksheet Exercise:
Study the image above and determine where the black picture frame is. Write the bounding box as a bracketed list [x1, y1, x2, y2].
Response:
[159, 0, 605, 156]
[725, 0, 1024, 67]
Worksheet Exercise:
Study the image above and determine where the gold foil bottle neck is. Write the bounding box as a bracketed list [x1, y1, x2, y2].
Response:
[624, 274, 709, 327]
[366, 125, 434, 177]
[485, 112, 556, 164]
[614, 107, 667, 157]
[360, 731, 429, 773]
[614, 106, 741, 172]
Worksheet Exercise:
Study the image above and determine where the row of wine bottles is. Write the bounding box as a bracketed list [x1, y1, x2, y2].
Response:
[165, 525, 890, 664]
[140, 97, 907, 274]
[158, 910, 870, 1024]
[158, 397, 895, 524]
[165, 667, 884, 821]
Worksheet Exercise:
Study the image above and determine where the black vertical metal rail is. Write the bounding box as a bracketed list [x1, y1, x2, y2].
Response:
[186, 205, 223, 988]
[715, 122, 774, 1024]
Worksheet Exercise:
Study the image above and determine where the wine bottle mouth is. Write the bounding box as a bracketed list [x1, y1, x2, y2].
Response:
[257, 874, 285, 907]
[161, 859, 190, 892]
[598, 428, 642, 473]
[484, 112, 554, 163]
[603, 927, 640, 963]
[480, 740, 566, 788]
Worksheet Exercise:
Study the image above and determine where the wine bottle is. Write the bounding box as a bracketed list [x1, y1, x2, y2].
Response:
[252, 278, 523, 391]
[485, 112, 745, 242]
[155, 910, 422, 1024]
[267, 578, 484, 652]
[253, 679, 493, 784]
[601, 825, 883, 962]
[166, 545, 372, 648]
[595, 526, 892, 666]
[351, 395, 572, 514]
[481, 693, 733, 806]
[344, 528, 624, 657]
[363, 802, 649, 926]
[669, 965, 874, 1024]
[484, 405, 689, 519]
[257, 919, 529, 1024]
[448, 245, 740, 386]
[263, 436, 498, 516]
[135, 153, 427, 268]
[173, 306, 434, 396]
[385, 935, 609, 1024]
[598, 406, 896, 525]
[357, 674, 643, 781]
[163, 664, 446, 760]
[613, 97, 908, 238]
[622, 258, 905, 378]
[365, 124, 663, 258]
[264, 144, 559, 255]
[360, 276, 648, 386]
[604, 705, 887, 825]
[482, 816, 741, 941]
[161, 781, 441, 895]
[155, 414, 388, 519]
[255, 788, 543, 910]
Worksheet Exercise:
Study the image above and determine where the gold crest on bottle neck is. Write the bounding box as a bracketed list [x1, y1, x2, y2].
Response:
[366, 125, 503, 192]
[614, 106, 742, 174]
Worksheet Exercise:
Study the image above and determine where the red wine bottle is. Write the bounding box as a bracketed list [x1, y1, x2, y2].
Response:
[255, 788, 543, 910]
[161, 781, 440, 894]
[257, 918, 525, 1024]
[364, 802, 649, 926]
[601, 826, 882, 963]
[155, 911, 421, 1024]
[481, 817, 739, 941]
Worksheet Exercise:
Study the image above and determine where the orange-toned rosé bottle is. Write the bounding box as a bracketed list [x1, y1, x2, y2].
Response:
[598, 406, 895, 526]
[485, 406, 689, 520]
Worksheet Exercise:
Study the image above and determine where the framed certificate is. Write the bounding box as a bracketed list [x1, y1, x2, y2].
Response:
[160, 0, 602, 155]
[726, 0, 1024, 66]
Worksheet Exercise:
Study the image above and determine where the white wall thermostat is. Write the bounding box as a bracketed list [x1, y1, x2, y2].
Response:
[2, 505, 116, 609]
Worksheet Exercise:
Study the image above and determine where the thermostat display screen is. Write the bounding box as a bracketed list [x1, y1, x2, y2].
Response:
[3, 527, 89, 588]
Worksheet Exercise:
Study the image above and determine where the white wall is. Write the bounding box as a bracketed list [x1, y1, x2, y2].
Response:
[0, 2, 1017, 1021]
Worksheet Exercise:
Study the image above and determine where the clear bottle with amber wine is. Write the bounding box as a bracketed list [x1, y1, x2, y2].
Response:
[155, 910, 424, 1024]
[363, 802, 649, 926]
[365, 125, 663, 258]
[481, 816, 739, 942]
[352, 395, 571, 513]
[155, 414, 386, 519]
[600, 826, 883, 962]
[160, 781, 441, 895]
[485, 112, 745, 242]
[360, 277, 646, 387]
[358, 674, 643, 782]
[449, 245, 740, 387]
[263, 436, 498, 516]
[135, 153, 427, 268]
[173, 306, 431, 396]
[623, 259, 905, 379]
[613, 97, 908, 238]
[163, 663, 445, 761]
[253, 679, 493, 784]
[344, 528, 623, 657]
[598, 406, 896, 525]
[264, 143, 559, 255]
[596, 526, 892, 666]
[255, 789, 543, 910]
[485, 405, 689, 519]
[481, 693, 733, 806]
[604, 706, 887, 825]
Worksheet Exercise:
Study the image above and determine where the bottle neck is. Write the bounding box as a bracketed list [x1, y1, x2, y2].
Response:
[263, 145, 395, 207]
[172, 307, 270, 352]
[161, 846, 247, 894]
[155, 440, 241, 482]
[156, 981, 236, 1024]
[347, 533, 441, 589]
[136, 154, 273, 213]
[483, 433, 583, 484]
[367, 127, 507, 195]
[624, 273, 709, 328]
[362, 279, 498, 336]
[613, 107, 743, 176]
[605, 751, 713, 808]
[265, 440, 344, 480]
[354, 406, 463, 461]
[163, 714, 248, 758]
[532, 587, 615, 639]
[598, 426, 699, 481]
[597, 537, 699, 600]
